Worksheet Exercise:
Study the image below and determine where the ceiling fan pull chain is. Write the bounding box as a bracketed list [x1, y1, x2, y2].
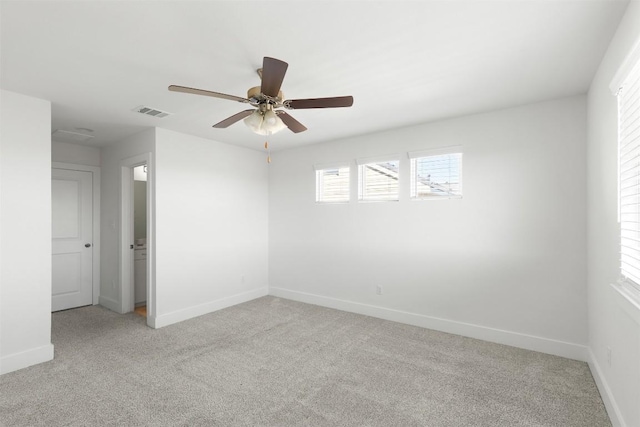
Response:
[265, 140, 271, 163]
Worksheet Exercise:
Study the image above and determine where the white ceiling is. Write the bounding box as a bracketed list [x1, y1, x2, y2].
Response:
[0, 1, 629, 152]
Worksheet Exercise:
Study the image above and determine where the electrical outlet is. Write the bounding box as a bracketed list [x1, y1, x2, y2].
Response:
[606, 347, 612, 367]
[376, 285, 383, 295]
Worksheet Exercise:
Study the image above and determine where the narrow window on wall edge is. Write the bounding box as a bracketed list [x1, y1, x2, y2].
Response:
[315, 164, 350, 203]
[616, 54, 640, 297]
[357, 158, 400, 202]
[409, 148, 463, 200]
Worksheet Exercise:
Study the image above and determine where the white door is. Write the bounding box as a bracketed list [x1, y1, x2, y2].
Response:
[52, 168, 93, 311]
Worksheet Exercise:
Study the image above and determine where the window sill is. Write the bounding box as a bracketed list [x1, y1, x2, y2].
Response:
[410, 195, 463, 201]
[610, 281, 640, 326]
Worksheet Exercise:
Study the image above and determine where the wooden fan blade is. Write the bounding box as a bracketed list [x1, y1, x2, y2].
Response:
[260, 57, 288, 98]
[286, 96, 354, 109]
[169, 85, 249, 103]
[213, 109, 255, 128]
[277, 112, 307, 133]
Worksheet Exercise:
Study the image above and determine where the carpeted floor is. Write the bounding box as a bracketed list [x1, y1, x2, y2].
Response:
[0, 296, 610, 426]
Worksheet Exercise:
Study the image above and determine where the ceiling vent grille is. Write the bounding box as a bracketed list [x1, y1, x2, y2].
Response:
[133, 105, 171, 118]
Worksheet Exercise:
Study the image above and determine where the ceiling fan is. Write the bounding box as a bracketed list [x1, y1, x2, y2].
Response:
[168, 57, 353, 135]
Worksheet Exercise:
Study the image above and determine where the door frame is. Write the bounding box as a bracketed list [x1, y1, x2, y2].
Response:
[120, 153, 155, 326]
[52, 162, 101, 305]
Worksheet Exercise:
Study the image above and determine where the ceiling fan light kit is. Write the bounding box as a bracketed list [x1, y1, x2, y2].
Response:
[243, 103, 288, 135]
[169, 57, 354, 136]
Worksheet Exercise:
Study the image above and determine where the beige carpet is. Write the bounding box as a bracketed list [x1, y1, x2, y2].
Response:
[0, 296, 610, 426]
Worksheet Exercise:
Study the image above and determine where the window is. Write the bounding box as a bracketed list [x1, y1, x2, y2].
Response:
[618, 57, 640, 296]
[358, 159, 399, 201]
[409, 149, 462, 199]
[315, 165, 350, 203]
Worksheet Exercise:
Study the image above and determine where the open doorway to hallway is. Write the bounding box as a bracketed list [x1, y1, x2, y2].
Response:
[133, 164, 148, 317]
[120, 152, 155, 326]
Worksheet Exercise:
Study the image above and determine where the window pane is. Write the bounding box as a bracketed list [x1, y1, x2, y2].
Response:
[358, 160, 399, 201]
[619, 58, 640, 294]
[410, 153, 462, 199]
[316, 166, 350, 202]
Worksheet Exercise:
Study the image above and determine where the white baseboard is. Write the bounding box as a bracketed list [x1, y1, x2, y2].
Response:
[588, 348, 626, 427]
[99, 295, 123, 313]
[152, 287, 269, 329]
[269, 287, 588, 361]
[0, 343, 54, 375]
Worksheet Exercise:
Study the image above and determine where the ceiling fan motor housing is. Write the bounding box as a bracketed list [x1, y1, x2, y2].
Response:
[247, 86, 283, 105]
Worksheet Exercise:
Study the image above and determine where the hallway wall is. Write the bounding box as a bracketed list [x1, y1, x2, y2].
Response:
[0, 90, 53, 374]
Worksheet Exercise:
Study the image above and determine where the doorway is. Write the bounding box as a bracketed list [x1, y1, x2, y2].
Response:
[133, 165, 148, 316]
[120, 153, 155, 326]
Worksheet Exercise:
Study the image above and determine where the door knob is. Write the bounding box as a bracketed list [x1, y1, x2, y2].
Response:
[85, 243, 91, 248]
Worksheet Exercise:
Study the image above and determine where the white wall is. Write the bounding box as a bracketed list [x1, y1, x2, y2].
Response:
[587, 1, 640, 426]
[0, 90, 54, 374]
[52, 140, 101, 167]
[152, 128, 269, 327]
[269, 96, 588, 360]
[99, 128, 155, 311]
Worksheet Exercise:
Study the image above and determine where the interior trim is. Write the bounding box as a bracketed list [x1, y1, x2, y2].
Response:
[0, 344, 54, 375]
[98, 295, 122, 314]
[269, 287, 588, 361]
[588, 348, 626, 427]
[610, 282, 640, 326]
[152, 287, 269, 329]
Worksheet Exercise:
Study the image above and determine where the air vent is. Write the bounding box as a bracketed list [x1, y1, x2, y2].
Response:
[133, 105, 171, 118]
[51, 129, 95, 143]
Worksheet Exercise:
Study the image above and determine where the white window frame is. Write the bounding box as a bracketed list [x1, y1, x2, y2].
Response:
[615, 48, 640, 300]
[408, 146, 463, 200]
[314, 162, 351, 203]
[356, 155, 400, 202]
